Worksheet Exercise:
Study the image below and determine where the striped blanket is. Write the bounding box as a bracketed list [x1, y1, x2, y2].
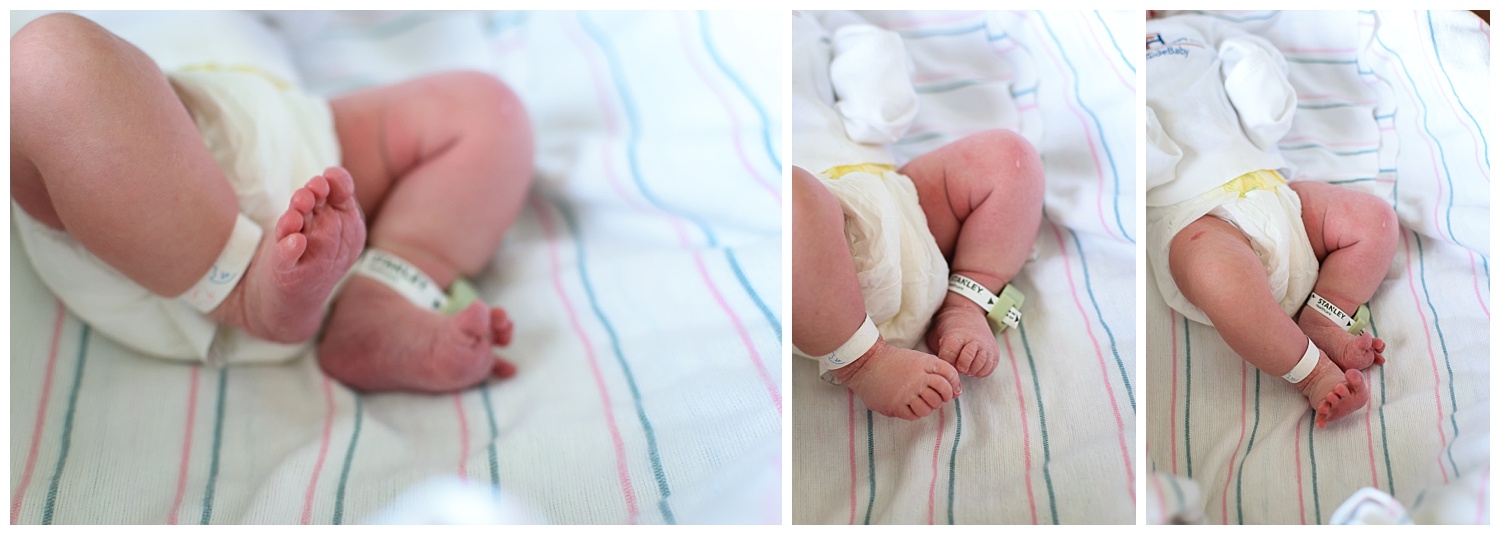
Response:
[1145, 10, 1489, 525]
[792, 10, 1137, 525]
[10, 11, 782, 524]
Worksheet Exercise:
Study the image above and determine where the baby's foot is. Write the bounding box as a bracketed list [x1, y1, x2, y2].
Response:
[317, 275, 517, 393]
[832, 338, 962, 420]
[1295, 354, 1370, 428]
[1298, 304, 1386, 371]
[209, 167, 366, 344]
[925, 300, 1000, 377]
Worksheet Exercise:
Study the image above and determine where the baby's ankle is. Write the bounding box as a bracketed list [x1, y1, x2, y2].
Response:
[830, 338, 886, 384]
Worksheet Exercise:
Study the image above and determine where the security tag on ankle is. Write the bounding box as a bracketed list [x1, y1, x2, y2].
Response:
[946, 273, 1025, 331]
[182, 212, 264, 313]
[1306, 292, 1370, 335]
[1282, 338, 1319, 383]
[354, 249, 450, 312]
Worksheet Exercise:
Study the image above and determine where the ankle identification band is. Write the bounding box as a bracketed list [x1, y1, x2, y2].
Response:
[1283, 338, 1319, 383]
[946, 273, 1025, 330]
[1306, 292, 1370, 335]
[820, 316, 880, 370]
[353, 248, 480, 315]
[182, 212, 263, 313]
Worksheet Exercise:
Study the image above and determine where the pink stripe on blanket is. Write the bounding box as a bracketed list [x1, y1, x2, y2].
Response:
[1294, 413, 1307, 524]
[674, 12, 779, 202]
[927, 405, 944, 525]
[300, 377, 338, 524]
[11, 302, 67, 524]
[1414, 11, 1490, 183]
[1027, 16, 1122, 243]
[454, 394, 471, 479]
[534, 197, 641, 523]
[1468, 252, 1489, 318]
[167, 366, 202, 524]
[1081, 12, 1134, 93]
[1221, 362, 1248, 524]
[1364, 394, 1380, 489]
[1049, 222, 1133, 501]
[568, 16, 781, 415]
[1401, 231, 1450, 484]
[1149, 473, 1168, 524]
[1002, 332, 1040, 524]
[1368, 45, 1450, 243]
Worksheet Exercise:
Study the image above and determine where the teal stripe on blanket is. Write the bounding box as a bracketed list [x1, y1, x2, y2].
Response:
[1234, 372, 1263, 524]
[1413, 233, 1462, 478]
[200, 368, 229, 524]
[864, 410, 876, 525]
[557, 198, 676, 524]
[1019, 322, 1059, 524]
[946, 397, 963, 524]
[332, 396, 364, 525]
[42, 325, 90, 525]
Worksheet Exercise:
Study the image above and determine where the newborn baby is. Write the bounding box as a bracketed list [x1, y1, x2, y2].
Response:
[1146, 14, 1398, 427]
[11, 13, 534, 393]
[791, 12, 1044, 420]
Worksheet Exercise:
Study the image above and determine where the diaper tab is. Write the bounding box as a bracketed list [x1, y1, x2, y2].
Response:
[820, 163, 897, 181]
[1219, 169, 1286, 198]
[946, 273, 1025, 331]
[181, 212, 263, 313]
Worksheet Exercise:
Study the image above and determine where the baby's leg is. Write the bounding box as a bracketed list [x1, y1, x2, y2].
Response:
[317, 72, 533, 393]
[1290, 182, 1399, 371]
[10, 14, 362, 344]
[901, 130, 1044, 377]
[1170, 216, 1367, 428]
[792, 167, 961, 420]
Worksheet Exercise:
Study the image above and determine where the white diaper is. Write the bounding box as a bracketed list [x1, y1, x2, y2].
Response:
[11, 66, 343, 365]
[1148, 170, 1320, 325]
[792, 164, 948, 371]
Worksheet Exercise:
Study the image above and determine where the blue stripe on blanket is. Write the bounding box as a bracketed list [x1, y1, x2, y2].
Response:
[1425, 12, 1489, 168]
[557, 198, 676, 524]
[1374, 32, 1463, 250]
[1039, 13, 1131, 243]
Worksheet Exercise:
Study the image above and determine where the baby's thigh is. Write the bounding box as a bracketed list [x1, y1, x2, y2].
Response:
[1167, 215, 1263, 308]
[329, 71, 530, 214]
[900, 129, 1043, 253]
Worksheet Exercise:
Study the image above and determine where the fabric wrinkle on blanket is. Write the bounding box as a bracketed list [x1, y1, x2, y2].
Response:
[791, 11, 946, 361]
[11, 65, 342, 365]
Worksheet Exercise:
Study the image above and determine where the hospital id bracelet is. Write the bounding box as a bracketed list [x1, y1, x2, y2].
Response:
[946, 273, 1025, 331]
[1305, 292, 1370, 335]
[1282, 338, 1319, 383]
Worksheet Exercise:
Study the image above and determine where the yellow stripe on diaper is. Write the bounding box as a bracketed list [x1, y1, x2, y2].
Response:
[821, 163, 897, 181]
[177, 62, 293, 90]
[1220, 169, 1287, 198]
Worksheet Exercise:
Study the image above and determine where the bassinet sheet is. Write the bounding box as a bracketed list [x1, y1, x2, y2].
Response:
[791, 10, 1138, 524]
[1144, 10, 1489, 525]
[10, 10, 782, 524]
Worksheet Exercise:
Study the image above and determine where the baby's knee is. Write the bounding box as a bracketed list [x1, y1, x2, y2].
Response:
[960, 129, 1044, 194]
[12, 14, 117, 75]
[429, 71, 531, 136]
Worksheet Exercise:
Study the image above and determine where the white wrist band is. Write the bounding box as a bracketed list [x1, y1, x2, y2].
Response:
[181, 212, 263, 313]
[1282, 339, 1319, 383]
[818, 316, 880, 371]
[354, 248, 449, 311]
[946, 273, 1024, 330]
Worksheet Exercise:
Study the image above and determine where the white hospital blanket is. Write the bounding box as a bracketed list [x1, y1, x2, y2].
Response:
[9, 11, 781, 524]
[791, 10, 1136, 524]
[1144, 10, 1489, 525]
